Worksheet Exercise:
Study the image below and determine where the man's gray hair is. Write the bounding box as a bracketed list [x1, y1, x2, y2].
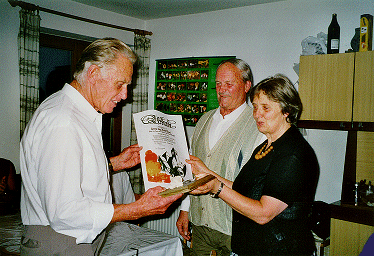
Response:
[217, 58, 253, 85]
[73, 38, 137, 81]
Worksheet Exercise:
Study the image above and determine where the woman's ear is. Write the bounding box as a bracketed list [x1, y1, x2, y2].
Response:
[283, 112, 290, 120]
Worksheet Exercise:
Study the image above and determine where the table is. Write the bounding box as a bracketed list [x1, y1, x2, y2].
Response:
[0, 212, 23, 254]
[100, 222, 183, 256]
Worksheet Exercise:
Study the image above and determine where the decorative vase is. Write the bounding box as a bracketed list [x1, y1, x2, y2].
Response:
[351, 27, 360, 52]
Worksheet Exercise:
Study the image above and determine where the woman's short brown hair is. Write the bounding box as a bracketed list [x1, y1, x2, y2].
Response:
[249, 74, 302, 125]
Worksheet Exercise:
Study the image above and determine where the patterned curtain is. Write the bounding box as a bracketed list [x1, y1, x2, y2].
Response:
[128, 34, 151, 194]
[18, 9, 41, 137]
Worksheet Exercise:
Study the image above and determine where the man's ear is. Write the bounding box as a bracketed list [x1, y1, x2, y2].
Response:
[86, 64, 101, 84]
[245, 81, 252, 93]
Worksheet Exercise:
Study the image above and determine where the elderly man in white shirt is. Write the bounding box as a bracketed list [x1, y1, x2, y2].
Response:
[20, 38, 182, 255]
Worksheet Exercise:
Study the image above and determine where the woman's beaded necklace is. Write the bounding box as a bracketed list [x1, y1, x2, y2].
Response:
[254, 143, 273, 160]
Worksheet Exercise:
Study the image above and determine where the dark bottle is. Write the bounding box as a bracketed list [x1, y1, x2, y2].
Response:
[327, 13, 340, 54]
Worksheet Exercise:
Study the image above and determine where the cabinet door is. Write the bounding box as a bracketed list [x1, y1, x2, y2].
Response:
[299, 53, 355, 121]
[330, 218, 374, 255]
[356, 131, 374, 182]
[353, 51, 374, 122]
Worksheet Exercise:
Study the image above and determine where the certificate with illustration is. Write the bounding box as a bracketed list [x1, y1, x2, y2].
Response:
[133, 110, 194, 191]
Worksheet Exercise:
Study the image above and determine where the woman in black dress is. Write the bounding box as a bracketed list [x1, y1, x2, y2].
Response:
[188, 74, 319, 255]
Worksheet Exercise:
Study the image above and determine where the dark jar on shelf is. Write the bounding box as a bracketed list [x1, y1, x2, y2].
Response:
[350, 27, 360, 52]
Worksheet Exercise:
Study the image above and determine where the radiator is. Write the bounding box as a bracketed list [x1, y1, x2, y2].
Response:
[142, 203, 182, 239]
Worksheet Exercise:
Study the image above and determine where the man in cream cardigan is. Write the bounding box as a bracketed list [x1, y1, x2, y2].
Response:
[176, 58, 264, 256]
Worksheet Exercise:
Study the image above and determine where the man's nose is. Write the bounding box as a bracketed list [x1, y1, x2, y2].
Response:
[217, 84, 227, 92]
[253, 109, 261, 118]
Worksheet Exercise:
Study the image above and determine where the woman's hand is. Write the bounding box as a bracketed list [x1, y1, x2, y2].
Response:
[189, 178, 220, 195]
[186, 155, 234, 193]
[186, 155, 216, 178]
[186, 155, 219, 195]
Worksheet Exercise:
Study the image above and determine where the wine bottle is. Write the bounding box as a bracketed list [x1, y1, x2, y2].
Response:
[327, 13, 340, 54]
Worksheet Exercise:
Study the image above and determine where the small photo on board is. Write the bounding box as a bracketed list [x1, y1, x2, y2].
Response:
[185, 104, 192, 113]
[167, 82, 176, 90]
[187, 70, 200, 80]
[198, 59, 209, 68]
[199, 104, 207, 113]
[167, 61, 178, 69]
[201, 82, 208, 91]
[188, 59, 198, 68]
[178, 60, 188, 69]
[156, 102, 168, 112]
[158, 71, 167, 80]
[158, 61, 167, 70]
[177, 103, 184, 113]
[169, 103, 177, 112]
[180, 71, 187, 80]
[191, 104, 199, 114]
[157, 82, 167, 90]
[177, 82, 186, 90]
[167, 92, 176, 101]
[173, 71, 180, 80]
[156, 92, 167, 101]
[176, 93, 186, 102]
[200, 70, 209, 79]
[186, 93, 199, 102]
[200, 93, 207, 102]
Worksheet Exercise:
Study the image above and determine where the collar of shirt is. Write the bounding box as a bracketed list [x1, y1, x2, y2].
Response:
[209, 103, 248, 149]
[62, 83, 103, 133]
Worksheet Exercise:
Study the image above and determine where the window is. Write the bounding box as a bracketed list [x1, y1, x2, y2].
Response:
[39, 32, 122, 157]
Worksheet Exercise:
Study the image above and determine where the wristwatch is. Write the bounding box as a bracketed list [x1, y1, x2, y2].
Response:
[211, 182, 224, 198]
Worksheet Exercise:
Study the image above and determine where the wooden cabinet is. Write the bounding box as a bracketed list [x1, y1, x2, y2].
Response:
[299, 52, 374, 256]
[299, 53, 354, 122]
[329, 201, 374, 255]
[330, 218, 374, 255]
[299, 51, 374, 123]
[298, 52, 374, 195]
[298, 52, 374, 203]
[353, 51, 374, 122]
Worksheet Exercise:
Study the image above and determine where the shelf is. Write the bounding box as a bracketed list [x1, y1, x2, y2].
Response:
[298, 120, 374, 132]
[297, 120, 352, 130]
[352, 122, 374, 131]
[330, 201, 374, 226]
[297, 121, 374, 206]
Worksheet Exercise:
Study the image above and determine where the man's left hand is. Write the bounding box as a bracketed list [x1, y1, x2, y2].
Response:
[110, 144, 142, 171]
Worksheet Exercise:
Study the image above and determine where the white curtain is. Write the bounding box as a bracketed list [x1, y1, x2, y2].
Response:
[18, 8, 41, 137]
[129, 34, 151, 194]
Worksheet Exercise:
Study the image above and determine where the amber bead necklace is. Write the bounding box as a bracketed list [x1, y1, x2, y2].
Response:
[254, 143, 273, 160]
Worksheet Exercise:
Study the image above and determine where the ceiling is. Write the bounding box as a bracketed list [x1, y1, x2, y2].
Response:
[71, 0, 285, 20]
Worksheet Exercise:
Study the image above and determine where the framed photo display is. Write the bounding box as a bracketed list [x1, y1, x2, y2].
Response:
[155, 56, 235, 126]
